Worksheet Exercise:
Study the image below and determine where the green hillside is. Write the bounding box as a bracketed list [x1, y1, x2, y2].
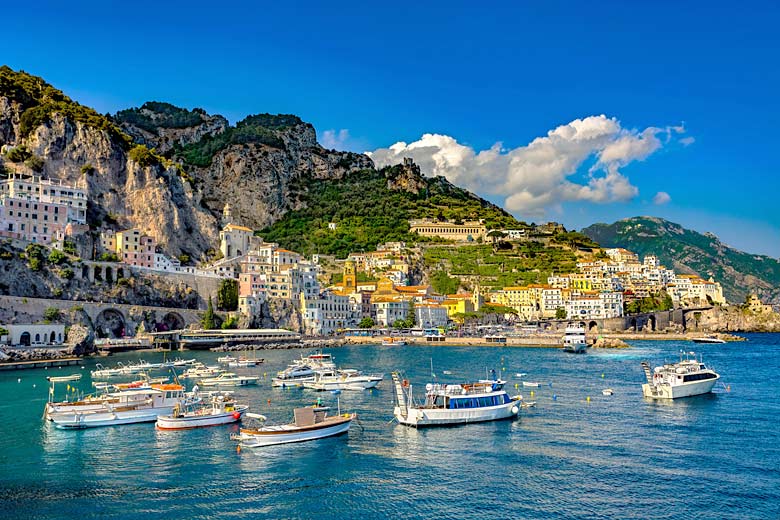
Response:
[260, 165, 522, 258]
[582, 216, 780, 304]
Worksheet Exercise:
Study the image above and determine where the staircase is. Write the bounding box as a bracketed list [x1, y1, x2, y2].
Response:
[640, 362, 653, 384]
[391, 372, 408, 419]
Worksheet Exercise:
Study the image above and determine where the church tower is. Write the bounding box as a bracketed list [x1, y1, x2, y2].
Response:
[343, 260, 357, 292]
[222, 203, 233, 226]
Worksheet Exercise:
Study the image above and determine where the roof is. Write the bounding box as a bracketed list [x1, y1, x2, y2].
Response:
[224, 224, 253, 232]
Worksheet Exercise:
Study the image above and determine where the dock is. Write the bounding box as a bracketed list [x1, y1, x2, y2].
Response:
[0, 357, 84, 371]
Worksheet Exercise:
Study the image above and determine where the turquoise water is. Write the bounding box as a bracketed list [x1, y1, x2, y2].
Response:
[1, 335, 779, 519]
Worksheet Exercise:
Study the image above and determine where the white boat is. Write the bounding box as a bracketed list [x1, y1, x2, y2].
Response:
[641, 352, 720, 399]
[180, 363, 223, 379]
[217, 355, 237, 364]
[47, 384, 197, 429]
[691, 336, 727, 344]
[156, 394, 249, 430]
[233, 407, 354, 447]
[602, 388, 614, 396]
[91, 363, 127, 378]
[562, 323, 587, 353]
[227, 357, 264, 368]
[303, 369, 383, 391]
[515, 373, 527, 378]
[271, 352, 336, 387]
[522, 381, 541, 388]
[46, 374, 82, 382]
[200, 372, 259, 387]
[381, 337, 406, 346]
[391, 372, 523, 427]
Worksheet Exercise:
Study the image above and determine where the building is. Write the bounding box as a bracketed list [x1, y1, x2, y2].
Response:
[101, 228, 156, 268]
[239, 292, 267, 318]
[409, 219, 487, 242]
[605, 248, 640, 264]
[219, 223, 253, 259]
[1, 324, 65, 346]
[564, 291, 624, 320]
[372, 297, 411, 327]
[746, 294, 773, 313]
[301, 290, 359, 335]
[415, 301, 449, 328]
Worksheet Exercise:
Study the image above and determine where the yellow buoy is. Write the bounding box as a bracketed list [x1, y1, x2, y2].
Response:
[530, 391, 534, 397]
[601, 373, 605, 378]
[514, 383, 518, 389]
[586, 396, 591, 402]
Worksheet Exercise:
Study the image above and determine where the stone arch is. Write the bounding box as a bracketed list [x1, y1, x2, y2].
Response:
[588, 321, 598, 332]
[50, 331, 56, 343]
[158, 312, 186, 332]
[95, 308, 126, 339]
[20, 331, 30, 346]
[117, 267, 125, 280]
[93, 265, 103, 282]
[105, 266, 113, 284]
[648, 315, 657, 331]
[81, 264, 89, 280]
[34, 333, 41, 343]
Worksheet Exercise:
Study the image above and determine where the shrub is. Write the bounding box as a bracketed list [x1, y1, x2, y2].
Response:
[48, 249, 68, 265]
[62, 240, 77, 256]
[43, 307, 61, 321]
[59, 267, 74, 280]
[80, 163, 95, 175]
[4, 145, 32, 163]
[52, 287, 63, 297]
[99, 252, 120, 262]
[24, 154, 44, 172]
[221, 316, 239, 329]
[127, 145, 159, 168]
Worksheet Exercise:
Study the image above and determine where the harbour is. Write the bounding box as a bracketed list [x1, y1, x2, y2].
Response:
[1, 334, 778, 519]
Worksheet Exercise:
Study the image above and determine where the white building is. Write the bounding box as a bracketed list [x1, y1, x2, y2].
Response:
[564, 291, 624, 320]
[2, 324, 65, 346]
[301, 290, 358, 335]
[372, 298, 410, 327]
[414, 302, 449, 328]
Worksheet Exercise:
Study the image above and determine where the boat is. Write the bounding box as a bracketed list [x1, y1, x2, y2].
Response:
[271, 352, 337, 387]
[46, 374, 82, 382]
[233, 407, 355, 447]
[200, 372, 259, 387]
[156, 394, 249, 430]
[640, 352, 720, 399]
[562, 323, 587, 353]
[227, 357, 264, 368]
[381, 337, 406, 346]
[691, 336, 727, 344]
[522, 381, 541, 388]
[217, 355, 236, 364]
[180, 363, 223, 379]
[602, 388, 614, 396]
[90, 363, 127, 378]
[442, 370, 453, 375]
[515, 373, 527, 378]
[46, 384, 197, 429]
[391, 372, 524, 427]
[303, 369, 384, 391]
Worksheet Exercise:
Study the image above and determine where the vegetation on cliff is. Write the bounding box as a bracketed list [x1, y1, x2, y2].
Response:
[114, 102, 208, 132]
[260, 166, 522, 258]
[582, 216, 780, 304]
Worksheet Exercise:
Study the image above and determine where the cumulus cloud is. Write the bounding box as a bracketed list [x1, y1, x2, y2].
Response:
[368, 115, 685, 217]
[320, 129, 353, 151]
[679, 136, 695, 147]
[653, 191, 672, 205]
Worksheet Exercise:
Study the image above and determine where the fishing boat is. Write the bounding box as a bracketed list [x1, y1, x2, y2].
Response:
[562, 323, 587, 353]
[200, 372, 259, 387]
[391, 372, 525, 427]
[46, 384, 197, 429]
[691, 336, 727, 344]
[156, 394, 249, 430]
[381, 337, 406, 346]
[233, 406, 355, 447]
[303, 369, 384, 391]
[641, 352, 720, 399]
[46, 374, 82, 382]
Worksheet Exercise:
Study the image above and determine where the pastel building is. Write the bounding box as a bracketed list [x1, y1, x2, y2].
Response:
[409, 219, 487, 242]
[101, 228, 156, 268]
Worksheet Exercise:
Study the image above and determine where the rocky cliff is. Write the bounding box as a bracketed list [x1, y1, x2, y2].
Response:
[687, 306, 780, 333]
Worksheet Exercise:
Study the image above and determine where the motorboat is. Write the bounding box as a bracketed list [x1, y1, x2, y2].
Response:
[641, 352, 720, 399]
[46, 374, 82, 382]
[233, 407, 355, 447]
[46, 384, 197, 429]
[522, 381, 541, 388]
[227, 356, 264, 368]
[156, 394, 249, 430]
[272, 364, 317, 387]
[180, 363, 223, 379]
[200, 372, 259, 387]
[691, 336, 727, 344]
[602, 388, 614, 396]
[391, 372, 525, 427]
[303, 369, 384, 391]
[91, 363, 127, 378]
[218, 355, 237, 364]
[381, 337, 406, 346]
[562, 323, 587, 353]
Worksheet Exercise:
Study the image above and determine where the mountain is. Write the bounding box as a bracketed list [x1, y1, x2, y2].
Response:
[0, 66, 519, 264]
[582, 216, 780, 304]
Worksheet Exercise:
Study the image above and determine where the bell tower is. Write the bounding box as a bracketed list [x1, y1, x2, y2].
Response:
[343, 260, 357, 292]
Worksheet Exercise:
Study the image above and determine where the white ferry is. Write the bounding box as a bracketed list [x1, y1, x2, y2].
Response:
[641, 352, 720, 399]
[391, 372, 524, 427]
[562, 323, 587, 353]
[47, 384, 196, 429]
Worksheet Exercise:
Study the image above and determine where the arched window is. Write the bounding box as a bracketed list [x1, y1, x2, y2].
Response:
[35, 333, 41, 343]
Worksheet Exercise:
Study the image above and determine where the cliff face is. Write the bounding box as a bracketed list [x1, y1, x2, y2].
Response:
[687, 306, 780, 333]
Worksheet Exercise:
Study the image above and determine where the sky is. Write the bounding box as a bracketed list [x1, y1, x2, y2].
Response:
[4, 1, 780, 255]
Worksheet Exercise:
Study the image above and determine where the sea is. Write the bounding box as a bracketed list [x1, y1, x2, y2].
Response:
[1, 334, 779, 520]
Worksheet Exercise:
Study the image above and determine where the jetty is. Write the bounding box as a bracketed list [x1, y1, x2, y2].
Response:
[0, 357, 84, 371]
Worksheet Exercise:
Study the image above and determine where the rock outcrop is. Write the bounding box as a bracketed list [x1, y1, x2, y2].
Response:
[686, 306, 780, 332]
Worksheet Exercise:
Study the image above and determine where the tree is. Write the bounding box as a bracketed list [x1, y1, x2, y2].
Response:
[392, 319, 407, 329]
[201, 297, 216, 329]
[221, 315, 239, 329]
[431, 270, 459, 295]
[358, 317, 375, 329]
[48, 249, 67, 265]
[43, 307, 61, 322]
[405, 299, 416, 328]
[555, 307, 567, 320]
[217, 279, 239, 311]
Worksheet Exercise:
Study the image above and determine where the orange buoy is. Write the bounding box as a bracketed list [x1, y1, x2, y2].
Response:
[267, 399, 271, 405]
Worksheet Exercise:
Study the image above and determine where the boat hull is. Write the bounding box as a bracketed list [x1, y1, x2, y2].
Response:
[563, 343, 587, 353]
[237, 416, 353, 447]
[200, 377, 259, 387]
[50, 406, 176, 429]
[304, 377, 381, 391]
[642, 376, 719, 399]
[394, 400, 520, 427]
[156, 407, 247, 430]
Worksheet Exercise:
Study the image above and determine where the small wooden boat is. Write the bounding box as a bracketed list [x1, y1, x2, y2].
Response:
[156, 395, 249, 430]
[46, 374, 82, 382]
[234, 407, 354, 447]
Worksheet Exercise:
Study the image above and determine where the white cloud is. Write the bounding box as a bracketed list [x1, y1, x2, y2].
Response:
[653, 191, 672, 205]
[367, 115, 684, 218]
[679, 136, 696, 147]
[320, 129, 352, 151]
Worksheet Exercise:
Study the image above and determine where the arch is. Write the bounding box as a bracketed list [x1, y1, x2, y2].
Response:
[20, 331, 31, 346]
[117, 267, 125, 280]
[93, 265, 103, 282]
[58, 332, 62, 342]
[105, 266, 113, 284]
[629, 318, 637, 331]
[50, 331, 56, 343]
[81, 264, 89, 279]
[34, 333, 41, 343]
[648, 315, 657, 332]
[588, 321, 598, 332]
[95, 308, 126, 339]
[158, 312, 186, 332]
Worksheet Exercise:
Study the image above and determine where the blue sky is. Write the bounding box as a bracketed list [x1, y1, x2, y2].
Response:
[4, 1, 780, 255]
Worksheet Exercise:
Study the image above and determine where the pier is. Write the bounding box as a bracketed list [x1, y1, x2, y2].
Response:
[149, 328, 302, 350]
[0, 357, 84, 371]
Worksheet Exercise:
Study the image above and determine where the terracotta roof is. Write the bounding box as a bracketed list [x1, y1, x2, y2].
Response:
[225, 224, 253, 232]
